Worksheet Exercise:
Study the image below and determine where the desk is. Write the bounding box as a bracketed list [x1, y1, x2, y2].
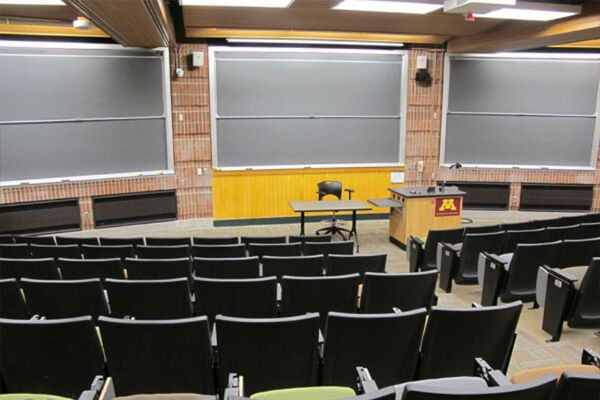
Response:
[289, 200, 372, 248]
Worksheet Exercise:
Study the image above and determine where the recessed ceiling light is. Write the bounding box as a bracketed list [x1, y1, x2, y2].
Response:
[0, 0, 64, 4]
[334, 0, 444, 14]
[179, 0, 294, 7]
[226, 38, 405, 47]
[474, 1, 581, 21]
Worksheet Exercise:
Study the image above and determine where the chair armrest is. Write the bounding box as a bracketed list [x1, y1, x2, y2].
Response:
[78, 376, 107, 400]
[474, 358, 511, 387]
[582, 348, 600, 368]
[484, 252, 509, 266]
[356, 366, 378, 394]
[224, 373, 243, 399]
[410, 236, 425, 247]
[408, 236, 425, 272]
[440, 242, 461, 253]
[547, 267, 579, 284]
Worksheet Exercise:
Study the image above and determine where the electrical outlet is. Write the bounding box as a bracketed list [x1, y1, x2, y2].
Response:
[417, 160, 424, 172]
[178, 113, 184, 122]
[197, 168, 203, 176]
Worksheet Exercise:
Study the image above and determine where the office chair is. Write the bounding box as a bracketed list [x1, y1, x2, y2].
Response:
[316, 181, 354, 240]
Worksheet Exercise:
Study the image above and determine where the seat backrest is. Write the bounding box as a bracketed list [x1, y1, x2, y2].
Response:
[303, 241, 354, 256]
[193, 236, 239, 245]
[578, 222, 600, 239]
[241, 236, 287, 245]
[262, 255, 324, 281]
[57, 257, 125, 280]
[135, 245, 190, 259]
[569, 258, 600, 327]
[0, 234, 15, 244]
[553, 371, 600, 400]
[82, 244, 135, 260]
[499, 221, 539, 231]
[501, 228, 546, 254]
[556, 237, 600, 268]
[14, 235, 56, 245]
[538, 217, 571, 228]
[99, 237, 145, 246]
[423, 228, 464, 269]
[323, 309, 428, 388]
[192, 244, 247, 258]
[318, 181, 343, 200]
[464, 224, 501, 234]
[0, 278, 28, 319]
[0, 257, 60, 280]
[456, 232, 505, 282]
[193, 256, 260, 279]
[281, 274, 360, 330]
[55, 236, 99, 246]
[193, 277, 278, 323]
[326, 253, 386, 277]
[289, 235, 333, 243]
[248, 243, 302, 258]
[577, 212, 600, 224]
[215, 314, 320, 396]
[502, 242, 562, 303]
[402, 375, 556, 400]
[99, 316, 215, 396]
[145, 237, 192, 246]
[0, 316, 105, 398]
[418, 302, 523, 379]
[20, 278, 108, 320]
[544, 225, 581, 242]
[105, 278, 193, 319]
[360, 270, 438, 313]
[30, 244, 81, 260]
[0, 243, 31, 258]
[124, 257, 192, 281]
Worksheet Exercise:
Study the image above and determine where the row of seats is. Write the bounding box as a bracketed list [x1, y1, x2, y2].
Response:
[0, 240, 355, 260]
[0, 270, 439, 323]
[0, 301, 523, 398]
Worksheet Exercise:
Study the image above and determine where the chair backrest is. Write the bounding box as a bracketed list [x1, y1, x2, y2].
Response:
[323, 309, 428, 388]
[99, 316, 215, 396]
[82, 244, 135, 260]
[423, 228, 464, 270]
[135, 245, 190, 259]
[193, 236, 239, 245]
[402, 375, 556, 400]
[556, 237, 600, 268]
[215, 314, 320, 396]
[0, 278, 28, 319]
[553, 371, 600, 400]
[281, 274, 360, 330]
[0, 243, 31, 258]
[0, 316, 105, 398]
[20, 278, 108, 320]
[569, 258, 600, 327]
[105, 278, 193, 319]
[241, 236, 287, 245]
[30, 244, 81, 260]
[456, 232, 505, 283]
[501, 228, 546, 254]
[289, 234, 333, 243]
[578, 222, 600, 239]
[360, 270, 438, 313]
[248, 243, 302, 258]
[57, 257, 125, 280]
[262, 255, 325, 281]
[499, 221, 539, 231]
[544, 224, 581, 242]
[55, 236, 99, 246]
[538, 217, 571, 228]
[14, 235, 56, 245]
[326, 253, 386, 277]
[418, 302, 523, 379]
[0, 257, 60, 280]
[193, 256, 260, 279]
[145, 236, 192, 246]
[124, 258, 192, 281]
[192, 244, 247, 258]
[0, 234, 15, 244]
[303, 240, 354, 256]
[502, 241, 562, 303]
[464, 224, 501, 234]
[193, 277, 278, 323]
[99, 237, 145, 246]
[318, 181, 343, 200]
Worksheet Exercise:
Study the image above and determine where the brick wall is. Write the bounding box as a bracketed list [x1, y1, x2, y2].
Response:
[1, 44, 598, 230]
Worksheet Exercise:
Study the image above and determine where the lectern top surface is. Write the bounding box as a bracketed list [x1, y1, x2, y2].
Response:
[390, 186, 466, 198]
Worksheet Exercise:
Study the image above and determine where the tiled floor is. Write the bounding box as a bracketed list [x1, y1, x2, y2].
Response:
[65, 210, 600, 376]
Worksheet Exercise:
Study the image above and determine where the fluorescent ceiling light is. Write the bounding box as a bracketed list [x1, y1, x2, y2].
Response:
[475, 1, 580, 21]
[179, 0, 294, 7]
[226, 38, 405, 47]
[0, 0, 64, 4]
[334, 0, 444, 14]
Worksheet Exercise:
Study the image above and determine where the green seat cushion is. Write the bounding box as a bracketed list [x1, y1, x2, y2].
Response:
[0, 394, 72, 400]
[250, 386, 355, 400]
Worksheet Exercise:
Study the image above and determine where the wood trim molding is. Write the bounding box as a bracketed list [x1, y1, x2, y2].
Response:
[0, 22, 108, 38]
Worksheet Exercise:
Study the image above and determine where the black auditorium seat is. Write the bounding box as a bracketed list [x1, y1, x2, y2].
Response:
[30, 244, 81, 260]
[464, 224, 501, 234]
[289, 234, 333, 243]
[578, 222, 600, 239]
[556, 237, 600, 268]
[499, 220, 540, 231]
[500, 228, 546, 254]
[0, 258, 60, 280]
[14, 235, 56, 245]
[326, 253, 386, 277]
[262, 255, 324, 281]
[57, 257, 125, 280]
[241, 235, 287, 245]
[543, 225, 581, 242]
[145, 237, 192, 246]
[0, 278, 29, 319]
[82, 244, 135, 260]
[193, 256, 260, 279]
[0, 235, 15, 244]
[99, 237, 144, 246]
[248, 243, 302, 258]
[193, 236, 239, 245]
[55, 236, 99, 246]
[135, 244, 190, 259]
[303, 240, 354, 256]
[408, 227, 464, 273]
[192, 244, 247, 258]
[0, 243, 31, 258]
[124, 257, 192, 281]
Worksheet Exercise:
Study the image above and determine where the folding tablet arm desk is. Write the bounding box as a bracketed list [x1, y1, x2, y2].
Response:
[369, 187, 466, 250]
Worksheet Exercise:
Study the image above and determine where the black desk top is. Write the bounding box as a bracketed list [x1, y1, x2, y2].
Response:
[389, 186, 466, 198]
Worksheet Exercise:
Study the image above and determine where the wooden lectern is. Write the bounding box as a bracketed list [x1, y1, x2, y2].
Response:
[370, 186, 466, 250]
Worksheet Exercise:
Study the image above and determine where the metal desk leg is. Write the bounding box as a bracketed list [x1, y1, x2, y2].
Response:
[350, 210, 359, 252]
[300, 211, 305, 236]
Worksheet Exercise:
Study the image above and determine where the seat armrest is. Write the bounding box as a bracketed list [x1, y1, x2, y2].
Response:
[582, 348, 600, 368]
[318, 329, 325, 345]
[485, 253, 509, 266]
[474, 358, 511, 387]
[79, 376, 108, 400]
[471, 302, 483, 308]
[224, 373, 243, 399]
[356, 366, 378, 394]
[441, 242, 461, 253]
[547, 268, 579, 284]
[409, 236, 425, 247]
